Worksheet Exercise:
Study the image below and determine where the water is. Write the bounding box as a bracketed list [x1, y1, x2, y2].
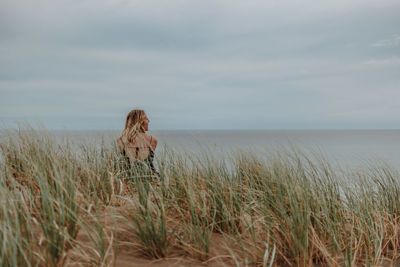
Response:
[1, 129, 398, 170]
[48, 129, 400, 171]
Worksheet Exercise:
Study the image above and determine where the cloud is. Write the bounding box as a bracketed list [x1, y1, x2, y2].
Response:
[364, 57, 400, 67]
[1, 0, 400, 129]
[372, 34, 400, 47]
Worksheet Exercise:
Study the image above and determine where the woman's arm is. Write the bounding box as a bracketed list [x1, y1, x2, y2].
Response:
[117, 137, 124, 153]
[149, 135, 158, 151]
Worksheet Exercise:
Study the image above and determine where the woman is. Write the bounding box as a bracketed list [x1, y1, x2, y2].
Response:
[117, 109, 158, 175]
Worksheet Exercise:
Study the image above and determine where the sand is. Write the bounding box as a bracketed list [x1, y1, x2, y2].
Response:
[64, 202, 235, 267]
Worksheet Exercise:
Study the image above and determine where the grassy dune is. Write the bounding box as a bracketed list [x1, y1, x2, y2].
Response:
[1, 127, 400, 266]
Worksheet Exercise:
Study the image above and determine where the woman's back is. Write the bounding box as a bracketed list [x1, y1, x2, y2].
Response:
[117, 133, 157, 162]
[118, 109, 158, 175]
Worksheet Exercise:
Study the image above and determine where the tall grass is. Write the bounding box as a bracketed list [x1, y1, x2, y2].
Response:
[1, 126, 399, 266]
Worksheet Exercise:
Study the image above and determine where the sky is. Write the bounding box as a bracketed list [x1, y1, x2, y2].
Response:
[0, 0, 399, 130]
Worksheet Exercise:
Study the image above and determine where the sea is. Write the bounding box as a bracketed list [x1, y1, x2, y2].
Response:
[48, 129, 400, 171]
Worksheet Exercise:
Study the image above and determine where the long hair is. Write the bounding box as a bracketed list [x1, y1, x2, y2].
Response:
[120, 109, 147, 145]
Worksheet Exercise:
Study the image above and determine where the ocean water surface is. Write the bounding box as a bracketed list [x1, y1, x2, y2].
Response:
[49, 129, 400, 171]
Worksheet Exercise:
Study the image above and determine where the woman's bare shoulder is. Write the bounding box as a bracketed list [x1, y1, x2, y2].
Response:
[117, 136, 125, 144]
[144, 133, 158, 149]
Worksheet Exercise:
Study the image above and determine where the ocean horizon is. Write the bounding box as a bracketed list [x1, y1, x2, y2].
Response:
[1, 128, 398, 170]
[35, 129, 400, 171]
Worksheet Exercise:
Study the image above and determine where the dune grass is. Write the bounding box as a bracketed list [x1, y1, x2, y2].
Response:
[1, 126, 400, 266]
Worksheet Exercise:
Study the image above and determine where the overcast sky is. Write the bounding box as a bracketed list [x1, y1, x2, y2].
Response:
[1, 0, 399, 130]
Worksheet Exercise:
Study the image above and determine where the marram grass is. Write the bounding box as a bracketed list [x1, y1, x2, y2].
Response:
[0, 127, 400, 266]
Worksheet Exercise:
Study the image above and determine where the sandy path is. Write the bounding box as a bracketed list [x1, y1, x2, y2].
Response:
[65, 202, 233, 267]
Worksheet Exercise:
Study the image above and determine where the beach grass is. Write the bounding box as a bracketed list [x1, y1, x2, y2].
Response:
[1, 126, 400, 266]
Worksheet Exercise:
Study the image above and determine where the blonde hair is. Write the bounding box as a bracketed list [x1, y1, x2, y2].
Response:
[120, 109, 148, 144]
